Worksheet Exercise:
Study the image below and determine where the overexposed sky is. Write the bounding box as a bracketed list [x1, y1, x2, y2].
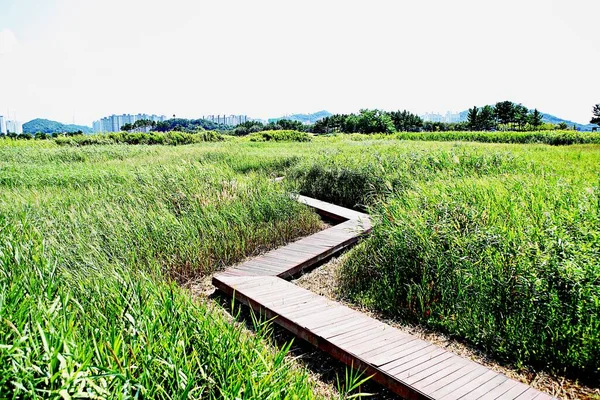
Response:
[0, 0, 598, 126]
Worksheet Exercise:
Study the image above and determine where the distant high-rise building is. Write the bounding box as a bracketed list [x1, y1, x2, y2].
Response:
[0, 116, 6, 134]
[202, 114, 248, 126]
[421, 112, 444, 123]
[444, 111, 462, 123]
[421, 111, 463, 123]
[5, 119, 23, 134]
[92, 114, 167, 132]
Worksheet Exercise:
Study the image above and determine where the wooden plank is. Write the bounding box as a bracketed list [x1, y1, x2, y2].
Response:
[299, 308, 359, 330]
[329, 323, 389, 347]
[342, 326, 404, 352]
[358, 335, 419, 359]
[477, 379, 522, 400]
[404, 356, 469, 386]
[458, 374, 508, 400]
[414, 361, 481, 394]
[391, 351, 455, 380]
[436, 369, 498, 399]
[322, 317, 380, 340]
[351, 328, 412, 355]
[514, 388, 549, 400]
[313, 315, 376, 338]
[372, 340, 434, 368]
[494, 382, 531, 400]
[384, 345, 447, 375]
[427, 365, 491, 398]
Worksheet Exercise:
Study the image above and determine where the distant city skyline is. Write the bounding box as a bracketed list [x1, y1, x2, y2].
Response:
[203, 115, 249, 126]
[420, 111, 464, 124]
[0, 115, 23, 134]
[93, 114, 166, 133]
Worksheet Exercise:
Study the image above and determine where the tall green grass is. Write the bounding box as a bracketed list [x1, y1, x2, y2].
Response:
[288, 145, 524, 210]
[54, 130, 224, 146]
[247, 130, 312, 142]
[394, 130, 600, 145]
[340, 177, 599, 377]
[3, 136, 599, 395]
[0, 142, 325, 397]
[285, 138, 600, 378]
[0, 220, 320, 398]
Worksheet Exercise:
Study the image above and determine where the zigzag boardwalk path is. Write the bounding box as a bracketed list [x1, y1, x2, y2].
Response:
[212, 195, 557, 400]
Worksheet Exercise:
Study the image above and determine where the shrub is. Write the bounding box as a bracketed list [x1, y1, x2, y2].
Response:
[248, 130, 312, 142]
[55, 131, 224, 146]
[395, 130, 600, 145]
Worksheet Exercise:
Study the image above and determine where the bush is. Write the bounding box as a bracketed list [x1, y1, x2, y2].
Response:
[55, 131, 224, 146]
[247, 130, 312, 142]
[395, 130, 600, 145]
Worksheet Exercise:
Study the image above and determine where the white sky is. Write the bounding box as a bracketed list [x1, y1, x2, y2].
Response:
[0, 0, 598, 126]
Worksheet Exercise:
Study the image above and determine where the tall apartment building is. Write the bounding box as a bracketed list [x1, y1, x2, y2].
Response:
[202, 115, 248, 126]
[0, 116, 5, 134]
[5, 119, 23, 134]
[421, 112, 463, 123]
[93, 114, 167, 132]
[421, 112, 444, 123]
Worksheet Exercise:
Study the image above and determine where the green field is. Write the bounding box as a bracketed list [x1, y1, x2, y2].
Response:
[1, 133, 599, 397]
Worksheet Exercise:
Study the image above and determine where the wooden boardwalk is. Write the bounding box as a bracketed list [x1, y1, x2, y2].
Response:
[212, 195, 557, 400]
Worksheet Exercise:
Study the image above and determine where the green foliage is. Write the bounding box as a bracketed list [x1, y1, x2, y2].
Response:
[591, 104, 600, 126]
[248, 130, 312, 142]
[395, 130, 600, 145]
[233, 121, 266, 136]
[153, 118, 228, 132]
[54, 130, 224, 146]
[467, 106, 479, 130]
[340, 177, 599, 377]
[0, 142, 323, 397]
[312, 109, 397, 134]
[289, 143, 521, 210]
[389, 110, 423, 132]
[529, 108, 543, 130]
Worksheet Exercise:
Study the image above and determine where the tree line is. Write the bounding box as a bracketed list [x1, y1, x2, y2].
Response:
[232, 101, 570, 135]
[466, 101, 544, 131]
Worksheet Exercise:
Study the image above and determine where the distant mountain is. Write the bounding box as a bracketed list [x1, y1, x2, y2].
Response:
[538, 113, 596, 131]
[23, 119, 93, 134]
[269, 110, 332, 124]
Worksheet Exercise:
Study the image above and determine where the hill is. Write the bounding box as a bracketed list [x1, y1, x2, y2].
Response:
[269, 110, 331, 124]
[23, 119, 93, 134]
[539, 112, 596, 131]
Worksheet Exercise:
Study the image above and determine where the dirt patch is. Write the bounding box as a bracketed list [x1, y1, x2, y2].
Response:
[293, 254, 600, 400]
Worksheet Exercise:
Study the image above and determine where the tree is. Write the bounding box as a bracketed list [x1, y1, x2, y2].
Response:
[389, 110, 423, 132]
[265, 119, 305, 131]
[529, 109, 543, 130]
[478, 105, 496, 131]
[355, 109, 395, 134]
[467, 106, 479, 130]
[513, 104, 529, 131]
[591, 104, 600, 127]
[494, 101, 515, 130]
